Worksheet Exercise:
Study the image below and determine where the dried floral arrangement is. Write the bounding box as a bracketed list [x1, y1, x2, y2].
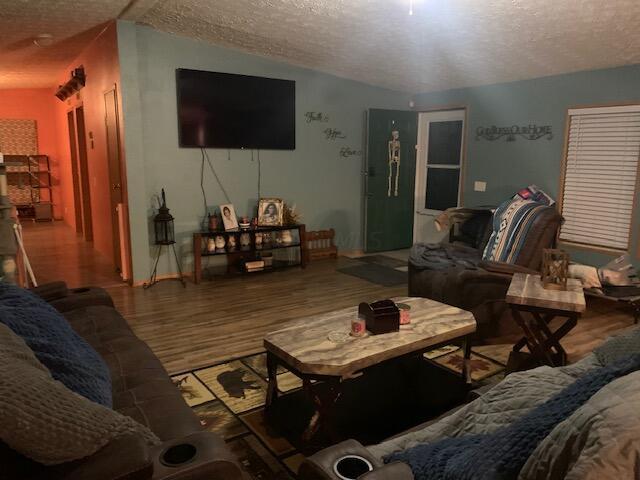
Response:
[283, 203, 302, 225]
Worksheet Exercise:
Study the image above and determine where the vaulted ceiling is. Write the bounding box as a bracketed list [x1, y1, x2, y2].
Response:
[2, 0, 640, 93]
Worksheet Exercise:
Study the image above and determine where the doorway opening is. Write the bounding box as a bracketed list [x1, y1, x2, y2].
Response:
[413, 109, 466, 245]
[68, 105, 93, 241]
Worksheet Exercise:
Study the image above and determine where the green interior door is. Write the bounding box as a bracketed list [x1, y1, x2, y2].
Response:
[365, 109, 418, 252]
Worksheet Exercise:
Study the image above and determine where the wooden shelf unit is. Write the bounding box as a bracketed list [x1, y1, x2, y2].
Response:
[4, 154, 53, 221]
[193, 224, 307, 283]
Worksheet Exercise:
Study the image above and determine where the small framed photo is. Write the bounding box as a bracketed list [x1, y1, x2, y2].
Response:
[220, 204, 239, 231]
[258, 198, 283, 226]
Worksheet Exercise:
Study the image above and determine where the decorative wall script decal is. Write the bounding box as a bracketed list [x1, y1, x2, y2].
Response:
[476, 124, 553, 142]
[339, 147, 363, 158]
[305, 111, 330, 123]
[324, 128, 346, 140]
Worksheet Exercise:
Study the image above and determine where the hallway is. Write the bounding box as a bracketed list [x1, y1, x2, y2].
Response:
[20, 221, 124, 288]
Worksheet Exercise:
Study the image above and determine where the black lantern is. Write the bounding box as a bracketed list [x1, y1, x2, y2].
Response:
[154, 189, 175, 245]
[145, 188, 185, 289]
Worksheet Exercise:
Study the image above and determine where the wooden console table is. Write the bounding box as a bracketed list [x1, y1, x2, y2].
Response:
[193, 224, 306, 283]
[506, 273, 585, 372]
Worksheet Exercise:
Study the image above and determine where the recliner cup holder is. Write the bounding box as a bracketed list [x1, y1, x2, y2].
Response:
[333, 455, 373, 480]
[160, 443, 197, 467]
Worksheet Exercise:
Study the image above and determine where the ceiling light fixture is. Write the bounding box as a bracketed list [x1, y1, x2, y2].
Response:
[33, 34, 54, 47]
[409, 0, 414, 15]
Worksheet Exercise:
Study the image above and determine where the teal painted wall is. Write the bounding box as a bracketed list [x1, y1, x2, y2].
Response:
[412, 64, 640, 267]
[116, 22, 412, 282]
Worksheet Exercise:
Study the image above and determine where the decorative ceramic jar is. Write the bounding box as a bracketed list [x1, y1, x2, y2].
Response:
[214, 235, 226, 250]
[206, 237, 216, 253]
[239, 216, 250, 229]
[227, 235, 237, 251]
[255, 232, 263, 249]
[281, 229, 293, 245]
[240, 232, 251, 248]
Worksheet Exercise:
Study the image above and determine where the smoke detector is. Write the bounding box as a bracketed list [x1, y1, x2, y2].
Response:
[33, 34, 54, 47]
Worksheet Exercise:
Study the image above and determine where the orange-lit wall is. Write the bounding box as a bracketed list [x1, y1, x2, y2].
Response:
[0, 88, 63, 219]
[54, 22, 127, 264]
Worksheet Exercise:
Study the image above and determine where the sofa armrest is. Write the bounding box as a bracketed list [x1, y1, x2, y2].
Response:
[478, 261, 539, 277]
[50, 434, 153, 480]
[29, 281, 69, 302]
[150, 432, 244, 480]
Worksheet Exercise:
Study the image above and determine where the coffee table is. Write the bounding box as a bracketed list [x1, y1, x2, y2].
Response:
[506, 273, 586, 371]
[263, 297, 476, 441]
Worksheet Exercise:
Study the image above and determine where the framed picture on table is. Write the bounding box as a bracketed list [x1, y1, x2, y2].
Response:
[220, 204, 239, 231]
[257, 198, 283, 226]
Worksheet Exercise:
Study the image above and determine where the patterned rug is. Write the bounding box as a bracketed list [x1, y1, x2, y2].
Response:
[171, 346, 508, 479]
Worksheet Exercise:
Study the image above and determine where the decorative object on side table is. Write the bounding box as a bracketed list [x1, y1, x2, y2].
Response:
[144, 189, 186, 289]
[240, 232, 251, 249]
[542, 248, 569, 291]
[258, 198, 284, 226]
[282, 203, 301, 225]
[227, 235, 237, 251]
[358, 300, 400, 335]
[214, 235, 226, 251]
[206, 237, 216, 253]
[280, 230, 293, 245]
[208, 213, 220, 232]
[239, 216, 250, 229]
[220, 204, 239, 231]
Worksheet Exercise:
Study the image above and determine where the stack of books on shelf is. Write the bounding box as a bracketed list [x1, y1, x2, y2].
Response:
[244, 260, 265, 273]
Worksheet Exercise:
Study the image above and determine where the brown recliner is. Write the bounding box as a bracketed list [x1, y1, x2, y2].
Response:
[408, 206, 563, 341]
[0, 282, 244, 480]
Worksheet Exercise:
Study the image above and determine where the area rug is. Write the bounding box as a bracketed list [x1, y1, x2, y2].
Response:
[171, 347, 506, 479]
[337, 255, 408, 286]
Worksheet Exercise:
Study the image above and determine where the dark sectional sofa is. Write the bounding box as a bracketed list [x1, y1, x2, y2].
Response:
[1, 282, 243, 480]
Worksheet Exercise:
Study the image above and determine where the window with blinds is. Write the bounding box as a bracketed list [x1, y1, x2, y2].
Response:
[559, 105, 640, 251]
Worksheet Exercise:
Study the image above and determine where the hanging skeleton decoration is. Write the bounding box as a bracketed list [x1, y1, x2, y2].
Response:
[388, 130, 401, 197]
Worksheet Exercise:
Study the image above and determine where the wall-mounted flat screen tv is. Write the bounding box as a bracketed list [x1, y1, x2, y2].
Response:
[176, 68, 295, 149]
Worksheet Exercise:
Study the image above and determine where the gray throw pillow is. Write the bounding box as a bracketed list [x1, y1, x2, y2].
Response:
[0, 323, 159, 465]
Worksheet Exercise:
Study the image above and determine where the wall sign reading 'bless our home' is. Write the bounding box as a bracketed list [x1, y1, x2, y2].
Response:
[476, 124, 553, 142]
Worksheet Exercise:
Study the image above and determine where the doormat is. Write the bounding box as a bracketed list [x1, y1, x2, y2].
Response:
[337, 261, 407, 286]
[170, 347, 506, 479]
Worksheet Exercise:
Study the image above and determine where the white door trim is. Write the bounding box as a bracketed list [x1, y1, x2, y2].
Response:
[413, 109, 466, 243]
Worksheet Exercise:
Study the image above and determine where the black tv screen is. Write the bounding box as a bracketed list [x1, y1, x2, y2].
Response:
[176, 68, 295, 149]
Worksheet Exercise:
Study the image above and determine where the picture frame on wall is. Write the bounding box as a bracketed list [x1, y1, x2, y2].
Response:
[220, 204, 239, 231]
[258, 198, 284, 226]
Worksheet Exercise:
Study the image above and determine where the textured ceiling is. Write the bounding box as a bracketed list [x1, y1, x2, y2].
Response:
[2, 0, 640, 92]
[0, 0, 129, 89]
[134, 0, 640, 92]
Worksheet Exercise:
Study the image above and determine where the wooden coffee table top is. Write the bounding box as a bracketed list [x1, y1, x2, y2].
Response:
[263, 297, 476, 377]
[506, 273, 586, 313]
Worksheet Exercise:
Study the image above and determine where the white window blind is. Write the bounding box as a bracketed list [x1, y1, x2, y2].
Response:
[560, 105, 640, 250]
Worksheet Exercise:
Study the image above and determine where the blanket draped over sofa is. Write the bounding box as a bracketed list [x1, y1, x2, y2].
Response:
[482, 198, 556, 265]
[384, 354, 640, 480]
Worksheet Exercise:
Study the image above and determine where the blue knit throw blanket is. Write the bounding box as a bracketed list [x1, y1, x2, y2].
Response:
[385, 354, 640, 480]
